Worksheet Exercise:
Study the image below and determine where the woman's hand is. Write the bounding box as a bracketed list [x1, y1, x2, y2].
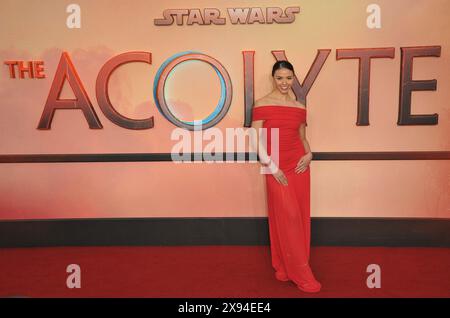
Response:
[295, 152, 313, 174]
[273, 169, 288, 186]
[262, 157, 288, 185]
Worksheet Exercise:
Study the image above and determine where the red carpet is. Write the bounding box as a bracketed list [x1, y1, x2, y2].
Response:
[0, 246, 448, 298]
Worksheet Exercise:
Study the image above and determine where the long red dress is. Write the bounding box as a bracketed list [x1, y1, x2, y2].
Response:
[252, 105, 321, 292]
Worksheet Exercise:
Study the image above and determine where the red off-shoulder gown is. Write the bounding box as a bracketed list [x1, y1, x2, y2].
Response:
[252, 105, 321, 292]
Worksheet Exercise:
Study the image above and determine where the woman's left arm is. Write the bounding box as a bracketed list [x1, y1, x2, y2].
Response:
[295, 123, 313, 174]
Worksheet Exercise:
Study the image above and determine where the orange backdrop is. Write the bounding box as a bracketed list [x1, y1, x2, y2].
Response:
[0, 0, 449, 219]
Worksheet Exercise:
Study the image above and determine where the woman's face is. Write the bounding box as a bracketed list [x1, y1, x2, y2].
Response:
[273, 68, 294, 95]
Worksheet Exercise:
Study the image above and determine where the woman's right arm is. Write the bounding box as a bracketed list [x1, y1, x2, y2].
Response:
[251, 119, 271, 166]
[251, 117, 288, 186]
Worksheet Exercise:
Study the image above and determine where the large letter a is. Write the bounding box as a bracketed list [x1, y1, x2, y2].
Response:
[38, 52, 102, 129]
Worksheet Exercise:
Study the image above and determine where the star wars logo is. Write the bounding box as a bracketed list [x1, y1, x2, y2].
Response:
[154, 7, 300, 26]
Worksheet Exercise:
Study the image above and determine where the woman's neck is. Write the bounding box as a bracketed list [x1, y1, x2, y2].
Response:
[269, 91, 294, 102]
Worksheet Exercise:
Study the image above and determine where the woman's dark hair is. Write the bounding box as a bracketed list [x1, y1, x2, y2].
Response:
[272, 60, 295, 76]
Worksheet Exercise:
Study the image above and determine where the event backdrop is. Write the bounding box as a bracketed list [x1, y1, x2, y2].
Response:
[0, 0, 449, 220]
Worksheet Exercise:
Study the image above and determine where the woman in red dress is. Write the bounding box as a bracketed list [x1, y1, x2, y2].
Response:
[251, 61, 321, 293]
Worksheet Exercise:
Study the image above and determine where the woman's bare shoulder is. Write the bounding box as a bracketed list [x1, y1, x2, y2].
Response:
[254, 95, 273, 108]
[293, 99, 306, 108]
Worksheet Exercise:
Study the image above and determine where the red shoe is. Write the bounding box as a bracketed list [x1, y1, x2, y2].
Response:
[297, 280, 321, 293]
[275, 271, 289, 282]
[293, 264, 322, 293]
